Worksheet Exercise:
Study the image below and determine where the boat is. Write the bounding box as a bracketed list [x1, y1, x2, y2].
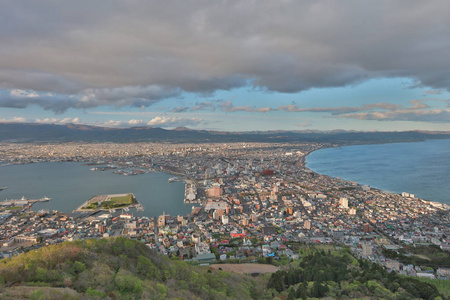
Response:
[168, 177, 183, 183]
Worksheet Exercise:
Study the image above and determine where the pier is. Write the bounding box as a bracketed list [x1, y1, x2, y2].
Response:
[0, 196, 51, 206]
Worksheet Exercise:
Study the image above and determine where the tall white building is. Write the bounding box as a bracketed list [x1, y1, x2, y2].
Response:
[340, 197, 349, 209]
[222, 215, 229, 225]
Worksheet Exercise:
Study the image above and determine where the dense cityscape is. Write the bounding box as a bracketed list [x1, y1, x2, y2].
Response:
[1, 141, 449, 283]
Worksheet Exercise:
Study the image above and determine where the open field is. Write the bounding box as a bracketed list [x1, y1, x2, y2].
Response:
[77, 193, 136, 211]
[109, 194, 133, 205]
[210, 263, 279, 274]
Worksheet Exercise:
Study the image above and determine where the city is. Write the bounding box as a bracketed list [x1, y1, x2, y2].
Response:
[1, 141, 449, 281]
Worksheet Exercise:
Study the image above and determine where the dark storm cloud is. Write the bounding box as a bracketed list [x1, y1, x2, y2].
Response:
[1, 1, 450, 110]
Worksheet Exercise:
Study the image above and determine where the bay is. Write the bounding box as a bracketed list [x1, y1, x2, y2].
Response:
[0, 162, 193, 217]
[306, 139, 450, 205]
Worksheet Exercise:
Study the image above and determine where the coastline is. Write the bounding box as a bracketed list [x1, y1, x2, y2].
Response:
[0, 162, 191, 217]
[304, 139, 450, 207]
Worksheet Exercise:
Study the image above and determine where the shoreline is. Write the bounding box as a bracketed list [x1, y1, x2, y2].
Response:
[303, 139, 450, 207]
[0, 162, 190, 217]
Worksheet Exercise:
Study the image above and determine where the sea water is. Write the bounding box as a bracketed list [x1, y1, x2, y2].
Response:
[0, 162, 193, 217]
[306, 139, 450, 205]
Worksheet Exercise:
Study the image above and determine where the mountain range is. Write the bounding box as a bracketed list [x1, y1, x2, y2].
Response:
[1, 122, 450, 144]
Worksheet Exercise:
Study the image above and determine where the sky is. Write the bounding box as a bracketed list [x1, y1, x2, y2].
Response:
[1, 0, 450, 132]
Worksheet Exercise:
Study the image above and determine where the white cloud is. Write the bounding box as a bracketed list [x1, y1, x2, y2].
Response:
[147, 116, 205, 127]
[128, 119, 144, 125]
[0, 117, 28, 123]
[10, 89, 39, 98]
[104, 120, 124, 127]
[59, 117, 81, 124]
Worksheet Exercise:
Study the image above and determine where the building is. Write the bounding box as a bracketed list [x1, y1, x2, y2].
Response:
[207, 186, 222, 198]
[222, 215, 229, 225]
[362, 244, 372, 256]
[339, 197, 348, 209]
[363, 223, 373, 233]
[158, 212, 166, 227]
[262, 170, 274, 176]
[304, 220, 311, 230]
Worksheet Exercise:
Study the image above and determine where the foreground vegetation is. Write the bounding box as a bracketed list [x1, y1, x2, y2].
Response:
[383, 244, 450, 268]
[0, 238, 447, 299]
[267, 249, 446, 299]
[0, 238, 261, 299]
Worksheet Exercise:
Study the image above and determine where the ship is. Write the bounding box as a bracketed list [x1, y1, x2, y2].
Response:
[168, 177, 183, 183]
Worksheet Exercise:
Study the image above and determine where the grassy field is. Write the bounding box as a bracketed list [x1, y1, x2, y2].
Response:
[2, 206, 22, 211]
[81, 194, 135, 210]
[109, 194, 133, 205]
[101, 194, 135, 209]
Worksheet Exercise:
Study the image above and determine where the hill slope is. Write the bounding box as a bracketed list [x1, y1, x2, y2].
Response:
[0, 238, 261, 299]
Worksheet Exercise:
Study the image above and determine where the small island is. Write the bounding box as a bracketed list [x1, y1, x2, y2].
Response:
[74, 193, 141, 212]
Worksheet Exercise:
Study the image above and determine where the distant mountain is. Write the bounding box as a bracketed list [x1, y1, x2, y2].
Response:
[0, 122, 449, 144]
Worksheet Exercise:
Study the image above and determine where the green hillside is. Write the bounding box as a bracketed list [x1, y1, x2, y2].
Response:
[0, 238, 261, 299]
[0, 238, 447, 299]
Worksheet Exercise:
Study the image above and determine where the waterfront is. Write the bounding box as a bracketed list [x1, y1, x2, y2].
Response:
[0, 162, 192, 217]
[306, 138, 450, 205]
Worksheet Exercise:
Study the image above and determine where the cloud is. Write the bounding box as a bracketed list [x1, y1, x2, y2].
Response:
[0, 85, 181, 113]
[10, 89, 39, 98]
[1, 0, 450, 112]
[407, 99, 430, 110]
[127, 119, 144, 125]
[363, 103, 401, 111]
[35, 117, 81, 124]
[338, 109, 450, 123]
[277, 104, 365, 115]
[190, 100, 220, 111]
[0, 117, 81, 124]
[171, 106, 190, 113]
[59, 117, 81, 124]
[146, 116, 205, 127]
[424, 90, 442, 95]
[103, 120, 123, 127]
[219, 101, 273, 113]
[296, 121, 312, 128]
[0, 117, 28, 123]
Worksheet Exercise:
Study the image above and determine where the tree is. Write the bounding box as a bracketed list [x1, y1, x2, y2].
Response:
[296, 283, 307, 300]
[287, 286, 296, 300]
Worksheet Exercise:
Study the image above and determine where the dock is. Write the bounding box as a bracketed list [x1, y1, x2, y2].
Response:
[0, 196, 51, 206]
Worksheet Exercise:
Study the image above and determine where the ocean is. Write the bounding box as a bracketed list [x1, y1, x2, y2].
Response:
[306, 138, 450, 205]
[0, 162, 193, 217]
